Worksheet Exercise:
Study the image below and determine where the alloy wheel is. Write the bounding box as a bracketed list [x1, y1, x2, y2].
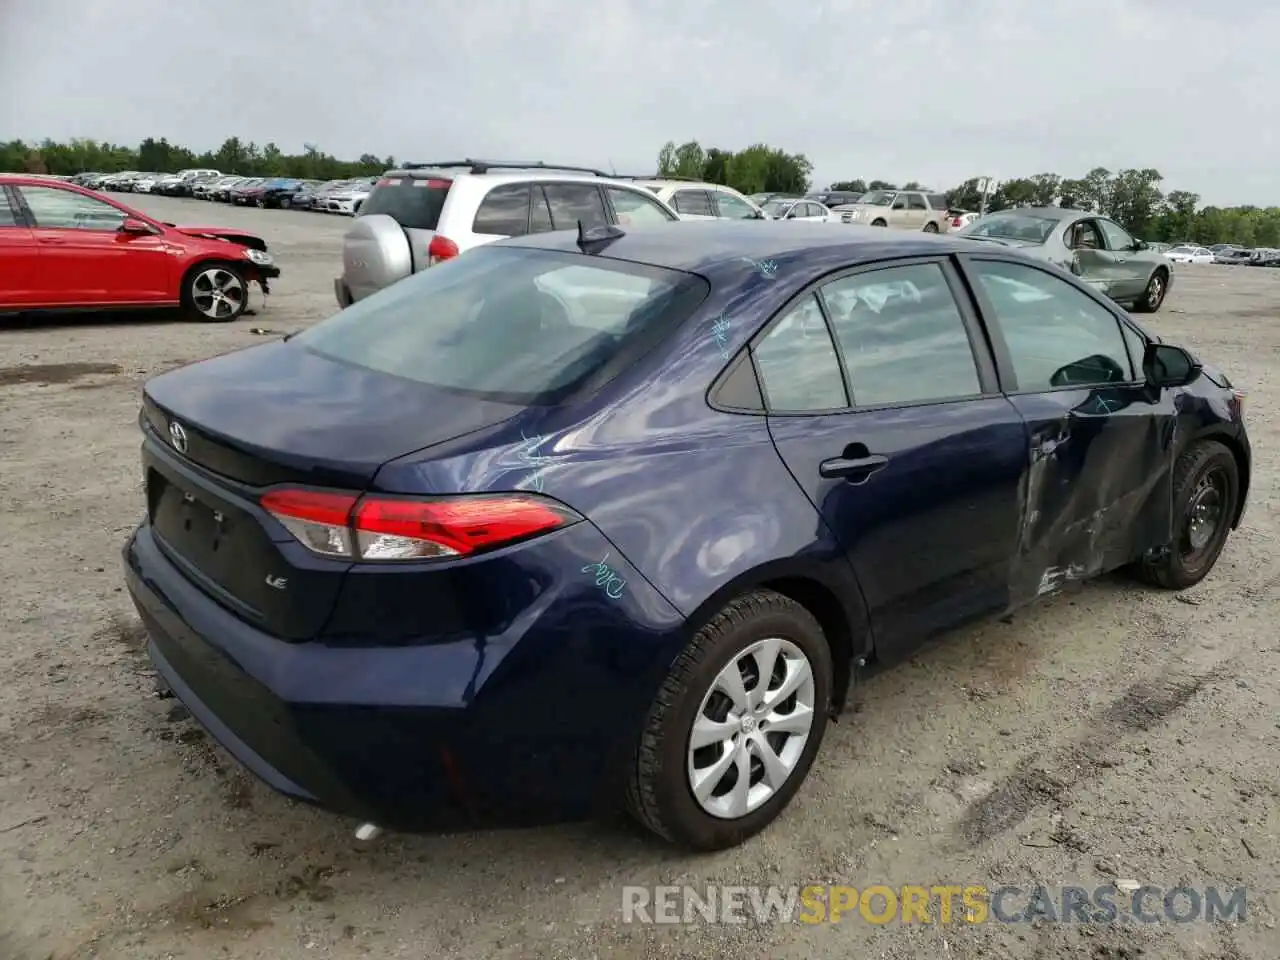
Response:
[686, 637, 817, 820]
[190, 268, 246, 320]
[1147, 274, 1165, 309]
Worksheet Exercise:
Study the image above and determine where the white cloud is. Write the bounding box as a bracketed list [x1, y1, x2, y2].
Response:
[1, 0, 1274, 205]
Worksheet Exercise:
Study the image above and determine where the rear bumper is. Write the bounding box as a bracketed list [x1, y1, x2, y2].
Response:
[122, 520, 685, 830]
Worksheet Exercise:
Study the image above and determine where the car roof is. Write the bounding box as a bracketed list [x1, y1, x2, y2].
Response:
[382, 167, 628, 188]
[632, 179, 732, 191]
[497, 219, 987, 274]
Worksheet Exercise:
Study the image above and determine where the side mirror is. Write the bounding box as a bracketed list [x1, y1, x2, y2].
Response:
[1134, 239, 1149, 251]
[1143, 343, 1201, 388]
[119, 217, 155, 235]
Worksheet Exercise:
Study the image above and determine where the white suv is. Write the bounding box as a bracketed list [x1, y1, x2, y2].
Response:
[626, 179, 764, 220]
[337, 160, 682, 306]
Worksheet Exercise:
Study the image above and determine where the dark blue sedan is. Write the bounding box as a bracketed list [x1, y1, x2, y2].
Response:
[123, 221, 1250, 850]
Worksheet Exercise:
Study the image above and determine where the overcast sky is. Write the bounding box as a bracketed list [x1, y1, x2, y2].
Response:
[1, 0, 1275, 206]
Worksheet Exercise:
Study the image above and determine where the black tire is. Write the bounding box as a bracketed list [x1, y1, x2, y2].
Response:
[871, 219, 888, 227]
[181, 262, 249, 323]
[1132, 268, 1169, 313]
[1135, 440, 1239, 589]
[923, 221, 939, 233]
[626, 589, 833, 851]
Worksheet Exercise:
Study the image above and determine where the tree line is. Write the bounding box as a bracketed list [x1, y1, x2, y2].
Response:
[655, 139, 1280, 248]
[1, 137, 391, 184]
[5, 135, 1277, 246]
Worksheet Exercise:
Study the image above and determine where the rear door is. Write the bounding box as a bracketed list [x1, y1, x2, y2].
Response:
[0, 187, 41, 307]
[904, 193, 929, 229]
[756, 257, 1028, 654]
[960, 255, 1175, 601]
[15, 184, 172, 304]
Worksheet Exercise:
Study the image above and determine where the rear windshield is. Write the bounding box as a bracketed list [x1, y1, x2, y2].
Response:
[961, 213, 1057, 243]
[359, 177, 451, 229]
[296, 245, 710, 404]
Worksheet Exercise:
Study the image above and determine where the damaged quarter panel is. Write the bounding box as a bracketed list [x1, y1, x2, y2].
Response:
[960, 255, 1177, 605]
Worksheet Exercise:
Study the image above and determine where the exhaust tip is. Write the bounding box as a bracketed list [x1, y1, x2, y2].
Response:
[354, 823, 382, 841]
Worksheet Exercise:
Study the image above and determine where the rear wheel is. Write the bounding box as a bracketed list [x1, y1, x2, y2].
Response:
[1135, 440, 1238, 589]
[626, 589, 832, 850]
[871, 219, 888, 227]
[1133, 268, 1169, 313]
[183, 263, 248, 323]
[923, 221, 939, 233]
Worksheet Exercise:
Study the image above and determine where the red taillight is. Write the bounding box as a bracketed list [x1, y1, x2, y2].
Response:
[261, 489, 580, 561]
[952, 216, 963, 227]
[427, 234, 459, 266]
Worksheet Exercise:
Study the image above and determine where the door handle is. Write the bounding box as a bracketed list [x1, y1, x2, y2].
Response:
[37, 236, 66, 245]
[1114, 257, 1126, 263]
[819, 443, 889, 482]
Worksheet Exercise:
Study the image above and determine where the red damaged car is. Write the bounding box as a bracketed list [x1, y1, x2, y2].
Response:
[0, 175, 280, 322]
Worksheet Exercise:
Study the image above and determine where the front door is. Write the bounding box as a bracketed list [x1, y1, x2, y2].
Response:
[0, 188, 41, 306]
[754, 258, 1028, 654]
[1094, 218, 1149, 301]
[1065, 217, 1132, 301]
[17, 185, 173, 305]
[961, 255, 1175, 603]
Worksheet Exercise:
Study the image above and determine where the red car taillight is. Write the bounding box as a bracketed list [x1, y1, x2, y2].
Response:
[261, 489, 581, 561]
[951, 216, 963, 227]
[427, 234, 459, 266]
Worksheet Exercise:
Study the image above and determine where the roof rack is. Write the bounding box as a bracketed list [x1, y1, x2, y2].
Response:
[398, 159, 612, 176]
[613, 174, 705, 182]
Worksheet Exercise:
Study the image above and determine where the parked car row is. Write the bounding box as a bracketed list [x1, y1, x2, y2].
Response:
[68, 170, 379, 215]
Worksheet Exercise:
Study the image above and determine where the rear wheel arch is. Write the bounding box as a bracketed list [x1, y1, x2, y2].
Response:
[681, 564, 871, 716]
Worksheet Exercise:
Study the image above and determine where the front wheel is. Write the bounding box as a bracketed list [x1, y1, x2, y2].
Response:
[1132, 269, 1168, 313]
[923, 221, 939, 233]
[1135, 440, 1239, 589]
[183, 263, 249, 322]
[871, 219, 888, 227]
[626, 589, 832, 850]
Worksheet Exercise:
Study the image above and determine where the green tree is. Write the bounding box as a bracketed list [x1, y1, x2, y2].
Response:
[830, 179, 867, 193]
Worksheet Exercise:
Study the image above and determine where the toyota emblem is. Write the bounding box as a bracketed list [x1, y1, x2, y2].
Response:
[169, 420, 189, 454]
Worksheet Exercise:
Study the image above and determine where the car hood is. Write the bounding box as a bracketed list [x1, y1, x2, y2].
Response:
[166, 224, 269, 252]
[844, 203, 891, 213]
[956, 235, 1040, 249]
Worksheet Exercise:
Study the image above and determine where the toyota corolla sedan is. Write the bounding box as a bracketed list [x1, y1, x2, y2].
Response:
[123, 221, 1250, 851]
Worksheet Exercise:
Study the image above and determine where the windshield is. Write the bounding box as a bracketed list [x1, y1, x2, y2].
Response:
[760, 200, 793, 217]
[295, 246, 710, 404]
[1168, 246, 1196, 255]
[960, 213, 1058, 244]
[859, 191, 897, 206]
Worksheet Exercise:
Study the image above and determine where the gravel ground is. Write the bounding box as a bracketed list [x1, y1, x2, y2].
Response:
[1, 195, 1277, 960]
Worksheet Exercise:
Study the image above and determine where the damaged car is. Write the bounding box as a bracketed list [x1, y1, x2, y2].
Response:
[957, 207, 1174, 312]
[0, 174, 279, 321]
[123, 222, 1249, 852]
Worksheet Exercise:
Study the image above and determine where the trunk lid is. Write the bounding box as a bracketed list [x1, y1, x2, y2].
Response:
[141, 340, 524, 639]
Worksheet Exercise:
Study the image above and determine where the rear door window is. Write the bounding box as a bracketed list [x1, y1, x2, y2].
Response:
[472, 184, 531, 236]
[605, 186, 675, 225]
[820, 262, 982, 407]
[296, 246, 709, 403]
[672, 190, 714, 216]
[358, 177, 451, 229]
[713, 192, 757, 219]
[542, 183, 608, 231]
[907, 194, 928, 210]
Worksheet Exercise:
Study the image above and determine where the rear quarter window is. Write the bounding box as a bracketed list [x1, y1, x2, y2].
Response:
[359, 177, 451, 229]
[296, 246, 709, 404]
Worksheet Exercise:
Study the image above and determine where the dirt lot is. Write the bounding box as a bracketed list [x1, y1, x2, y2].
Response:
[1, 195, 1277, 960]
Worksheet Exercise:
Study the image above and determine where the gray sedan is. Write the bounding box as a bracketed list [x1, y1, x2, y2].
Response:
[957, 208, 1174, 313]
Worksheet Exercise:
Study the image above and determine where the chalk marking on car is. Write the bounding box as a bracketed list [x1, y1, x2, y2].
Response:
[582, 553, 627, 599]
